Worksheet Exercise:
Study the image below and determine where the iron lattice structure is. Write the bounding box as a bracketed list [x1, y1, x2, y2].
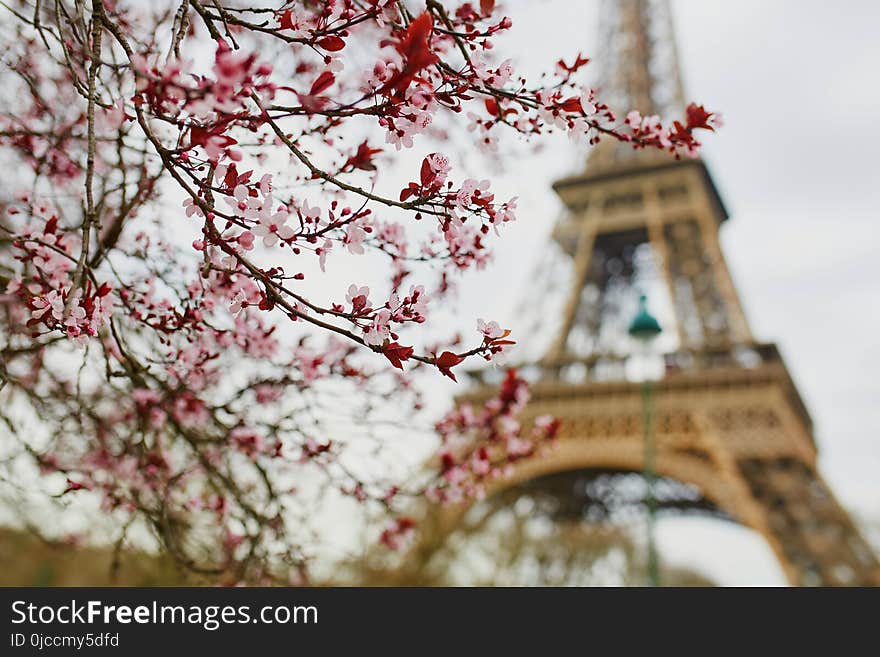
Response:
[394, 0, 879, 586]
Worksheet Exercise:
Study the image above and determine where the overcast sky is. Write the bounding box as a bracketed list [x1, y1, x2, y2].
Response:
[429, 0, 880, 585]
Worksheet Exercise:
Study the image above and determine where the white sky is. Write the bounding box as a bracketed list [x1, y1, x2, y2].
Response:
[428, 0, 880, 585]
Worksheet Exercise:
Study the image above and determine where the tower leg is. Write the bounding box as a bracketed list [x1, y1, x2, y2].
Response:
[737, 458, 880, 586]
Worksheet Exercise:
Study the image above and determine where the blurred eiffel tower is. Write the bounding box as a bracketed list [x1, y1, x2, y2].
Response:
[402, 0, 879, 586]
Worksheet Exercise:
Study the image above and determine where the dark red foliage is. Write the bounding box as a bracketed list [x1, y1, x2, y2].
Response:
[381, 13, 439, 98]
[435, 351, 465, 381]
[381, 342, 414, 370]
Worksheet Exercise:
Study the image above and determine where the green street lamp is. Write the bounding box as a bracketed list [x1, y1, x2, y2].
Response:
[628, 294, 662, 342]
[628, 294, 662, 587]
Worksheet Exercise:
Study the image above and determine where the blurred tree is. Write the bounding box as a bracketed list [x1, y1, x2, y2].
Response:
[0, 0, 714, 583]
[0, 526, 199, 586]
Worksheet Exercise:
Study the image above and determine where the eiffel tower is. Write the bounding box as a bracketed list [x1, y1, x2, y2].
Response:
[398, 0, 879, 586]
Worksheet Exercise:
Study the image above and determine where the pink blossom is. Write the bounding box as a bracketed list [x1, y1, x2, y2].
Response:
[299, 199, 321, 225]
[343, 224, 366, 255]
[580, 89, 597, 116]
[316, 238, 332, 271]
[455, 178, 491, 210]
[477, 318, 504, 340]
[229, 290, 248, 316]
[497, 197, 518, 225]
[237, 231, 255, 250]
[32, 290, 65, 321]
[346, 284, 369, 306]
[363, 309, 391, 346]
[259, 173, 273, 197]
[253, 208, 294, 247]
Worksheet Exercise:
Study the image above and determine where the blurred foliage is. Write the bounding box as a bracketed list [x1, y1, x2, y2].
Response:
[2, 482, 726, 586]
[0, 526, 206, 586]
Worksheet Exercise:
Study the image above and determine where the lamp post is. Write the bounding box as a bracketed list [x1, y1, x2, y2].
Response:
[628, 294, 663, 587]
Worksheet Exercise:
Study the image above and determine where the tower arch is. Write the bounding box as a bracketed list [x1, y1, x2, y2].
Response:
[401, 0, 879, 586]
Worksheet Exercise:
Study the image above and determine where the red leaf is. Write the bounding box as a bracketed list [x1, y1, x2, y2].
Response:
[62, 478, 87, 495]
[188, 124, 236, 151]
[258, 294, 275, 311]
[543, 418, 562, 439]
[317, 36, 346, 52]
[685, 103, 714, 131]
[188, 125, 210, 148]
[480, 0, 496, 15]
[420, 157, 433, 187]
[382, 342, 414, 370]
[672, 120, 688, 140]
[484, 97, 499, 117]
[557, 53, 590, 74]
[440, 451, 456, 472]
[435, 351, 464, 382]
[279, 10, 294, 30]
[394, 13, 436, 61]
[560, 96, 584, 113]
[223, 163, 239, 191]
[350, 294, 368, 314]
[346, 140, 382, 171]
[399, 183, 419, 202]
[383, 13, 439, 98]
[309, 71, 336, 96]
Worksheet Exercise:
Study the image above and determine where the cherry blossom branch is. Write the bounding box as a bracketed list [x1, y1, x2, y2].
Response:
[0, 0, 718, 583]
